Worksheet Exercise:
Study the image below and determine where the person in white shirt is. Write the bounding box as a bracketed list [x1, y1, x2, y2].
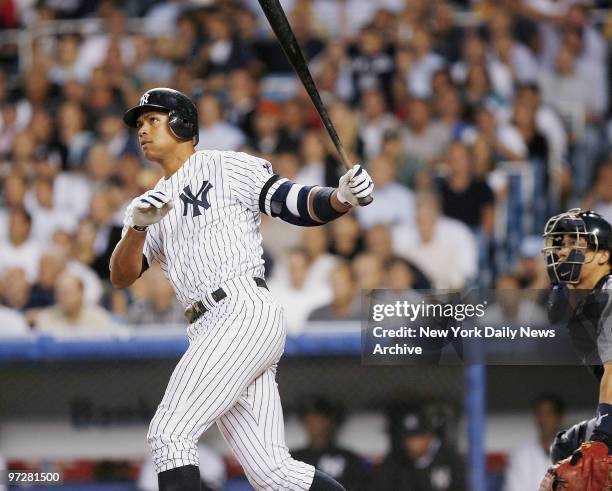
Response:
[358, 89, 399, 161]
[356, 154, 415, 230]
[392, 190, 477, 289]
[0, 208, 41, 282]
[197, 93, 245, 152]
[503, 394, 565, 491]
[0, 306, 29, 338]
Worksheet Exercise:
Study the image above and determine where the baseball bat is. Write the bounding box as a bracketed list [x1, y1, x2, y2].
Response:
[257, 0, 373, 206]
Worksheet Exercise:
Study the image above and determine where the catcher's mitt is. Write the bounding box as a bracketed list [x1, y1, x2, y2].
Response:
[540, 441, 612, 491]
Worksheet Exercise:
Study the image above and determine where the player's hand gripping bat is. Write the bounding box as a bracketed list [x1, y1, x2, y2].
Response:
[257, 0, 373, 206]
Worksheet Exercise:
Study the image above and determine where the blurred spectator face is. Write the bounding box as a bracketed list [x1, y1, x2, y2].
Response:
[4, 174, 26, 208]
[330, 263, 354, 305]
[117, 154, 141, 190]
[86, 144, 115, 182]
[566, 5, 587, 29]
[555, 46, 576, 75]
[415, 192, 440, 242]
[495, 275, 521, 314]
[89, 193, 112, 226]
[24, 69, 50, 105]
[358, 28, 384, 56]
[30, 110, 53, 143]
[493, 33, 513, 63]
[99, 113, 124, 140]
[594, 164, 612, 202]
[59, 101, 86, 136]
[330, 215, 361, 256]
[146, 266, 176, 312]
[516, 85, 540, 109]
[462, 35, 486, 64]
[466, 64, 491, 96]
[352, 253, 384, 291]
[404, 433, 435, 460]
[9, 208, 31, 245]
[431, 70, 453, 97]
[408, 99, 431, 130]
[273, 153, 300, 180]
[447, 142, 471, 177]
[236, 8, 258, 40]
[12, 131, 36, 161]
[362, 90, 387, 121]
[488, 8, 513, 37]
[410, 27, 432, 56]
[229, 69, 256, 103]
[38, 249, 67, 290]
[199, 94, 223, 127]
[513, 103, 536, 133]
[381, 131, 402, 161]
[432, 2, 455, 34]
[369, 155, 396, 188]
[475, 107, 496, 134]
[34, 179, 54, 209]
[155, 36, 175, 61]
[366, 224, 393, 261]
[386, 259, 414, 289]
[436, 88, 462, 120]
[75, 218, 97, 251]
[301, 131, 325, 163]
[303, 227, 328, 259]
[52, 230, 73, 257]
[303, 410, 335, 448]
[288, 249, 310, 289]
[57, 35, 80, 66]
[283, 100, 305, 132]
[473, 136, 492, 176]
[63, 79, 86, 103]
[2, 267, 30, 309]
[535, 399, 564, 438]
[254, 103, 281, 137]
[207, 14, 231, 41]
[55, 274, 84, 318]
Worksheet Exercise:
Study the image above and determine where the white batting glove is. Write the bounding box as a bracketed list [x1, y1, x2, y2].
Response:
[124, 190, 173, 230]
[336, 164, 374, 207]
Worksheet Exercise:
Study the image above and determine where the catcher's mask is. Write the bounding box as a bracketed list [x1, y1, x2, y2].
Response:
[542, 208, 610, 284]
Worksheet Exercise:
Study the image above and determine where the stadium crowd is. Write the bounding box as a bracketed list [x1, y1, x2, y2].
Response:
[0, 0, 610, 335]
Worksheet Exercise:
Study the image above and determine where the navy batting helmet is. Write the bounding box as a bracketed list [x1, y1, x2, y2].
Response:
[543, 208, 612, 284]
[123, 88, 199, 145]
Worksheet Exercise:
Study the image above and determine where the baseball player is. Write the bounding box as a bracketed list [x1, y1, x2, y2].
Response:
[110, 88, 373, 491]
[539, 208, 612, 489]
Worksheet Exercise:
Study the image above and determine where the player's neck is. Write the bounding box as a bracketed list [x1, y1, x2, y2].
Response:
[577, 268, 611, 290]
[160, 144, 196, 179]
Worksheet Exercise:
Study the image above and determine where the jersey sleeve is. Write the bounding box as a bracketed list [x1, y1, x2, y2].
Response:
[223, 151, 281, 213]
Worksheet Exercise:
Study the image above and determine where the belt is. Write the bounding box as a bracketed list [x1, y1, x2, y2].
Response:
[185, 277, 268, 324]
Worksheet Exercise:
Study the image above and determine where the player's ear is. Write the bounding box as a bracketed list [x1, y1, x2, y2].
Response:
[597, 249, 610, 266]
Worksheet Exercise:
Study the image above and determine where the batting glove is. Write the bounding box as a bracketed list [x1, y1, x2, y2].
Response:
[337, 164, 374, 207]
[124, 190, 173, 231]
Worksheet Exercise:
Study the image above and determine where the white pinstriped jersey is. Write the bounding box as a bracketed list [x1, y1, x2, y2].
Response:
[142, 150, 283, 307]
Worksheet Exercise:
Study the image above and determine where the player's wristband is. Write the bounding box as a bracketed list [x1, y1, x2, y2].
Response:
[132, 225, 148, 232]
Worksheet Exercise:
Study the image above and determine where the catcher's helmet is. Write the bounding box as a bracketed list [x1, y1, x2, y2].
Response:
[123, 88, 199, 145]
[542, 208, 612, 284]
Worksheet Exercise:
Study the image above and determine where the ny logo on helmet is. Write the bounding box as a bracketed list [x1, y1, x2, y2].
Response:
[140, 93, 150, 105]
[180, 181, 213, 217]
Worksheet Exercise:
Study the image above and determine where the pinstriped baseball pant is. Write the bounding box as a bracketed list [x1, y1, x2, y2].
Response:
[147, 277, 315, 490]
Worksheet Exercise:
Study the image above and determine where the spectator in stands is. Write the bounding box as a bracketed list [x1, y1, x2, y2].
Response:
[431, 87, 471, 151]
[269, 247, 331, 334]
[0, 174, 26, 231]
[296, 131, 328, 187]
[34, 273, 114, 333]
[352, 252, 385, 293]
[358, 89, 399, 161]
[26, 178, 77, 244]
[126, 265, 185, 326]
[392, 190, 477, 289]
[436, 141, 495, 234]
[308, 261, 360, 322]
[405, 26, 445, 99]
[513, 236, 550, 291]
[1, 267, 32, 313]
[373, 406, 465, 491]
[348, 25, 395, 107]
[303, 227, 337, 289]
[0, 207, 40, 281]
[385, 257, 415, 290]
[503, 394, 565, 491]
[226, 69, 258, 140]
[401, 97, 447, 167]
[293, 396, 370, 491]
[248, 100, 294, 156]
[197, 93, 245, 152]
[97, 107, 139, 158]
[355, 154, 415, 229]
[328, 215, 364, 261]
[56, 100, 94, 169]
[28, 247, 66, 309]
[582, 158, 612, 225]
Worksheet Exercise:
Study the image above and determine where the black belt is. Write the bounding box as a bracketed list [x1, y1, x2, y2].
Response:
[185, 277, 268, 324]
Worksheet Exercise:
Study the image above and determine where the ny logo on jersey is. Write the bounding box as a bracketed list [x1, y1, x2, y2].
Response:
[140, 93, 150, 105]
[180, 181, 213, 217]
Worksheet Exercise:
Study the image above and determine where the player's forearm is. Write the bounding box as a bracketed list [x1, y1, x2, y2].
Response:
[110, 228, 147, 289]
[331, 190, 351, 213]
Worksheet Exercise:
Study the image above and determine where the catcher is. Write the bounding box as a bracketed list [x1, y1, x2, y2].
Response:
[540, 209, 612, 490]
